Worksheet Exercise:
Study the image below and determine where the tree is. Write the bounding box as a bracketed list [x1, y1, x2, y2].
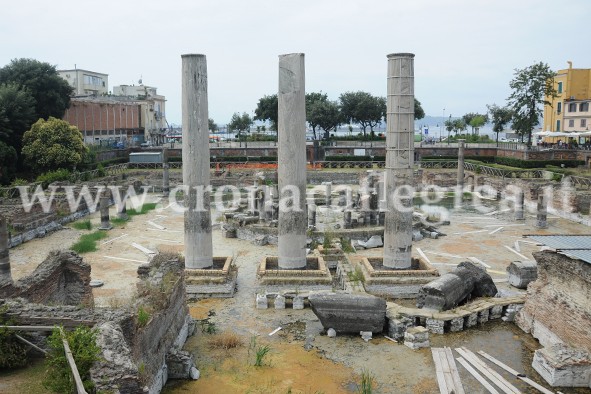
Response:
[0, 141, 17, 184]
[414, 98, 425, 120]
[487, 104, 513, 145]
[228, 112, 253, 146]
[306, 92, 328, 140]
[254, 94, 278, 132]
[21, 117, 87, 173]
[0, 83, 36, 153]
[462, 112, 489, 134]
[340, 91, 385, 138]
[0, 58, 73, 120]
[507, 62, 557, 147]
[311, 100, 343, 139]
[208, 118, 218, 133]
[444, 117, 467, 138]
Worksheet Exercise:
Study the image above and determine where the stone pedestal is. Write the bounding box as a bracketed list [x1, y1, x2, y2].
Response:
[536, 193, 548, 229]
[182, 54, 213, 269]
[98, 196, 112, 230]
[404, 326, 430, 349]
[383, 53, 415, 269]
[277, 53, 307, 269]
[274, 295, 286, 309]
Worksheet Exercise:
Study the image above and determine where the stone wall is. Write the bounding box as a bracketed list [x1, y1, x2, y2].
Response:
[0, 250, 93, 306]
[516, 251, 591, 354]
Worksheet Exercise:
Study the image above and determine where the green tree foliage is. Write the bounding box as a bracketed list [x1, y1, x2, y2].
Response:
[487, 104, 514, 144]
[22, 117, 87, 173]
[0, 141, 17, 184]
[306, 92, 329, 139]
[228, 112, 253, 141]
[507, 62, 557, 147]
[208, 118, 218, 132]
[254, 94, 278, 132]
[44, 326, 100, 393]
[0, 58, 73, 120]
[0, 307, 28, 369]
[414, 98, 425, 120]
[0, 83, 36, 147]
[309, 99, 343, 139]
[339, 91, 385, 137]
[462, 112, 489, 134]
[444, 118, 467, 136]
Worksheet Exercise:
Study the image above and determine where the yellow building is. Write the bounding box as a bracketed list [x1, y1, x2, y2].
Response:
[544, 62, 591, 132]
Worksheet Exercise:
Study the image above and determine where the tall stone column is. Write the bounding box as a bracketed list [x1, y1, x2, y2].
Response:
[515, 190, 525, 221]
[535, 192, 548, 229]
[455, 139, 465, 208]
[278, 53, 307, 269]
[117, 188, 128, 221]
[384, 53, 415, 269]
[182, 54, 213, 269]
[323, 181, 332, 207]
[0, 216, 12, 284]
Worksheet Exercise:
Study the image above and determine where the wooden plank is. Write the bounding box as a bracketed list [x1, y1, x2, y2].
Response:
[432, 348, 450, 394]
[478, 351, 555, 394]
[417, 247, 432, 265]
[14, 334, 48, 355]
[60, 328, 88, 394]
[456, 348, 521, 394]
[456, 356, 500, 394]
[438, 349, 456, 393]
[503, 245, 529, 260]
[444, 347, 465, 394]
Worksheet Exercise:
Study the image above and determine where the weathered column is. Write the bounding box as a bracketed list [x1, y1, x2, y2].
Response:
[182, 54, 213, 269]
[536, 193, 548, 228]
[307, 205, 316, 227]
[457, 139, 465, 189]
[98, 195, 112, 230]
[384, 53, 415, 269]
[323, 181, 332, 207]
[117, 188, 128, 220]
[162, 163, 170, 194]
[515, 190, 525, 221]
[344, 211, 352, 229]
[278, 53, 307, 269]
[0, 216, 12, 283]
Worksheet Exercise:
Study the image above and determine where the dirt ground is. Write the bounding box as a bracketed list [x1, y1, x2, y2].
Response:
[5, 192, 591, 393]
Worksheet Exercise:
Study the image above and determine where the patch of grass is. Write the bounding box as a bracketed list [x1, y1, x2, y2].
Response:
[127, 202, 158, 216]
[341, 238, 355, 253]
[110, 217, 128, 226]
[209, 332, 243, 350]
[70, 230, 108, 254]
[137, 306, 150, 327]
[254, 344, 272, 367]
[357, 369, 374, 394]
[347, 266, 365, 284]
[201, 320, 217, 334]
[72, 219, 92, 231]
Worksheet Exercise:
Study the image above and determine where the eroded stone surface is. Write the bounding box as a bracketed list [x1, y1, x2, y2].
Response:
[309, 293, 386, 333]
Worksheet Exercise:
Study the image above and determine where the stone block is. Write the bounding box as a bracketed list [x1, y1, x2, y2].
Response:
[404, 326, 430, 350]
[507, 260, 538, 289]
[256, 294, 268, 309]
[274, 295, 285, 309]
[252, 235, 269, 246]
[292, 295, 304, 310]
[478, 309, 489, 324]
[490, 305, 503, 319]
[533, 344, 591, 387]
[465, 313, 478, 327]
[388, 316, 414, 341]
[450, 317, 464, 332]
[360, 331, 372, 342]
[309, 293, 386, 333]
[426, 318, 445, 334]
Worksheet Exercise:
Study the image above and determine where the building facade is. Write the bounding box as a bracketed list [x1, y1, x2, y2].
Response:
[57, 69, 109, 96]
[113, 84, 167, 145]
[543, 62, 591, 132]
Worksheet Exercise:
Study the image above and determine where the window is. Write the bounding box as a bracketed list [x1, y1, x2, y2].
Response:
[557, 82, 563, 93]
[556, 120, 561, 131]
[569, 103, 577, 112]
[580, 102, 590, 112]
[569, 119, 575, 127]
[83, 74, 103, 86]
[582, 119, 587, 128]
[557, 102, 562, 113]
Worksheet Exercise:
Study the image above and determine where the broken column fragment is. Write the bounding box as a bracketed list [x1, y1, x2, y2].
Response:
[536, 192, 548, 229]
[416, 261, 497, 311]
[308, 293, 386, 333]
[507, 260, 537, 289]
[0, 215, 12, 284]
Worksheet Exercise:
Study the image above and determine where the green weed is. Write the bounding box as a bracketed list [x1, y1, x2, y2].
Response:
[70, 230, 108, 253]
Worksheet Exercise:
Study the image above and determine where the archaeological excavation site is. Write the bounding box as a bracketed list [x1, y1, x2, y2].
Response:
[2, 52, 591, 394]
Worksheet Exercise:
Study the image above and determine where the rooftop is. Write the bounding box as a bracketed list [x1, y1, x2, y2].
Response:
[526, 234, 591, 264]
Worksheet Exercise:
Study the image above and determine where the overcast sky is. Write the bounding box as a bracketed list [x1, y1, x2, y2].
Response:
[2, 0, 589, 125]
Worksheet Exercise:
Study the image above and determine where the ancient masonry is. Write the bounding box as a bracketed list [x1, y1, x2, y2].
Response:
[0, 215, 11, 284]
[182, 54, 213, 269]
[277, 53, 307, 269]
[383, 53, 414, 269]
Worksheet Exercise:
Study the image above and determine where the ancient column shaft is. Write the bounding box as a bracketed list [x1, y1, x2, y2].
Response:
[515, 190, 525, 220]
[99, 195, 112, 230]
[0, 216, 11, 283]
[384, 53, 415, 269]
[117, 188, 128, 220]
[277, 53, 307, 269]
[182, 54, 213, 269]
[457, 140, 465, 188]
[536, 193, 548, 228]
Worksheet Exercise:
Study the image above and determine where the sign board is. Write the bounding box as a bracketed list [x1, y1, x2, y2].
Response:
[354, 149, 366, 156]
